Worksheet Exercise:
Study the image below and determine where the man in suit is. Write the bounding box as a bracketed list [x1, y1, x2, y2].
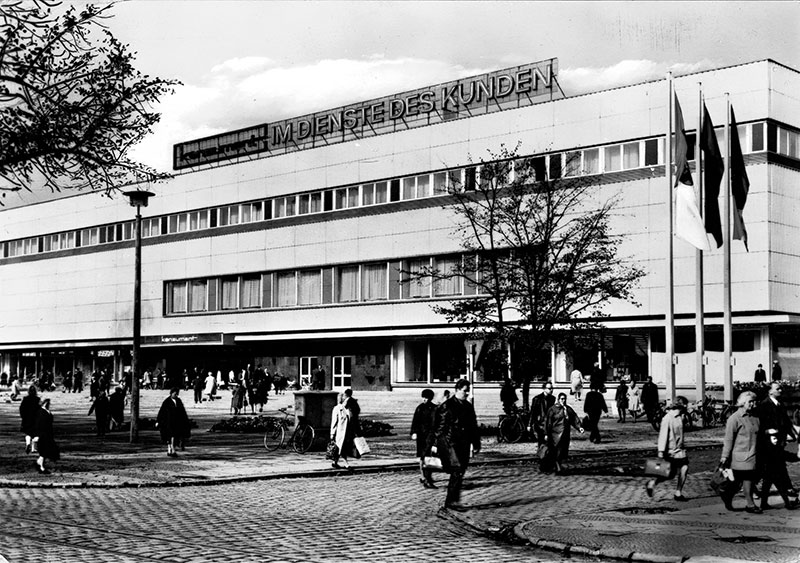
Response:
[528, 381, 555, 452]
[756, 382, 797, 499]
[771, 360, 782, 381]
[754, 364, 767, 383]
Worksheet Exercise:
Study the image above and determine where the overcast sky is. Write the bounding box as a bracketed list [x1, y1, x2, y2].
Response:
[85, 1, 800, 172]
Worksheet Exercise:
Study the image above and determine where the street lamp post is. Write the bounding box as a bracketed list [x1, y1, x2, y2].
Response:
[124, 189, 154, 443]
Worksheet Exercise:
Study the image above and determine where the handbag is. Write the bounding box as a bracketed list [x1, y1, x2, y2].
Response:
[325, 440, 339, 461]
[710, 467, 736, 495]
[423, 455, 444, 471]
[644, 457, 671, 478]
[353, 436, 370, 456]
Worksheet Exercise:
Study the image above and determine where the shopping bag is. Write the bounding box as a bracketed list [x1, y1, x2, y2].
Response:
[644, 458, 671, 478]
[423, 455, 444, 471]
[354, 436, 370, 456]
[325, 440, 339, 461]
[710, 467, 736, 495]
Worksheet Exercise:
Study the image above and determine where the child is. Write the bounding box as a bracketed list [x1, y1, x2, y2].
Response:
[760, 428, 799, 510]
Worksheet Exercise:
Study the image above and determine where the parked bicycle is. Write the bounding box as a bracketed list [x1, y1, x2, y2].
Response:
[264, 407, 316, 453]
[498, 406, 529, 443]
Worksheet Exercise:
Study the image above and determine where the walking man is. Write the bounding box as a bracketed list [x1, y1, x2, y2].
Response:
[528, 381, 555, 454]
[583, 385, 608, 443]
[433, 379, 481, 511]
[646, 396, 690, 502]
[641, 376, 660, 430]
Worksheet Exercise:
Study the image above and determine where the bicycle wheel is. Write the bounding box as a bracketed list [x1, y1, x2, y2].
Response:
[292, 424, 316, 454]
[499, 417, 525, 444]
[264, 425, 286, 452]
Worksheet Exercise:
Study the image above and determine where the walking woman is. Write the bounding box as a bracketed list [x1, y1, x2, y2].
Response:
[33, 399, 59, 474]
[157, 387, 191, 457]
[330, 392, 357, 470]
[544, 393, 585, 474]
[719, 390, 761, 512]
[411, 388, 437, 489]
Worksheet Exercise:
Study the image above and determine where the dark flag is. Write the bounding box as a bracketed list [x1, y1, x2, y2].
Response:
[701, 105, 724, 248]
[730, 106, 750, 251]
[674, 95, 693, 187]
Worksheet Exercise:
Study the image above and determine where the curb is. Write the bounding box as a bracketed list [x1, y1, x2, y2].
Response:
[511, 523, 686, 563]
[0, 442, 722, 489]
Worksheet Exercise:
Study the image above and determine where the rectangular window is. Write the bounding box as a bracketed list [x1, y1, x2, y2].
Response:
[433, 172, 448, 195]
[736, 125, 748, 155]
[583, 148, 600, 174]
[309, 192, 322, 213]
[644, 139, 660, 166]
[548, 154, 562, 179]
[177, 213, 188, 232]
[390, 179, 401, 202]
[362, 183, 375, 206]
[189, 280, 207, 312]
[416, 174, 431, 198]
[324, 190, 334, 211]
[347, 186, 359, 208]
[623, 142, 640, 169]
[751, 122, 764, 151]
[564, 151, 581, 177]
[434, 256, 462, 296]
[228, 205, 240, 224]
[362, 263, 387, 301]
[298, 194, 310, 215]
[169, 215, 179, 233]
[404, 258, 431, 299]
[333, 356, 352, 388]
[604, 145, 621, 172]
[275, 198, 286, 218]
[275, 272, 297, 307]
[298, 270, 321, 305]
[402, 177, 416, 200]
[264, 200, 273, 220]
[335, 188, 348, 209]
[170, 282, 188, 313]
[464, 167, 476, 191]
[240, 276, 261, 308]
[336, 265, 359, 302]
[242, 203, 253, 222]
[221, 278, 238, 310]
[375, 181, 388, 204]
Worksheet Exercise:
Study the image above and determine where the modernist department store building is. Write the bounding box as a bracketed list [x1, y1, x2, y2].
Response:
[1, 58, 799, 395]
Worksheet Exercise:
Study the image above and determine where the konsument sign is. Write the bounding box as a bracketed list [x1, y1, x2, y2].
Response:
[173, 58, 562, 170]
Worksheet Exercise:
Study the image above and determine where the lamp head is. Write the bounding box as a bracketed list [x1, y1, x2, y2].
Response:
[123, 190, 155, 208]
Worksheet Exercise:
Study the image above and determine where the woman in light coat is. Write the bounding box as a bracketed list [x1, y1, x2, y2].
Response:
[719, 390, 761, 512]
[627, 381, 641, 422]
[329, 392, 356, 470]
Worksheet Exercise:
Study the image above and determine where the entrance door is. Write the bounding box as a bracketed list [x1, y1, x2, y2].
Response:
[299, 357, 317, 389]
[333, 356, 352, 389]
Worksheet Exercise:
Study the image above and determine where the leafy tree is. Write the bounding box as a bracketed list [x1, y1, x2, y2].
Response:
[424, 145, 645, 387]
[0, 1, 178, 204]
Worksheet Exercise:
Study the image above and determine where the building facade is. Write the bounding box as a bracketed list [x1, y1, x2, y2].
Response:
[1, 59, 799, 395]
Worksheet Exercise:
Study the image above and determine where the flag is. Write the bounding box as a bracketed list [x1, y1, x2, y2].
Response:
[730, 106, 750, 251]
[700, 105, 724, 248]
[673, 95, 710, 250]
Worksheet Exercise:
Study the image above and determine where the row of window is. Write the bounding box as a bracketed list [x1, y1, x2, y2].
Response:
[2, 121, 780, 260]
[166, 256, 470, 315]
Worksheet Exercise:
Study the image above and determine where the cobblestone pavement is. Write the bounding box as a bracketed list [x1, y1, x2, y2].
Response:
[0, 471, 591, 563]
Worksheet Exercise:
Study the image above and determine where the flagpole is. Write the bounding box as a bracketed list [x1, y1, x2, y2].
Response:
[695, 83, 706, 409]
[666, 73, 676, 403]
[723, 93, 733, 402]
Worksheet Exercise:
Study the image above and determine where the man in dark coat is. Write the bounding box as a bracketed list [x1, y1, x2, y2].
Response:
[88, 390, 110, 436]
[771, 360, 782, 381]
[754, 364, 767, 383]
[19, 385, 40, 454]
[756, 382, 798, 496]
[641, 376, 660, 430]
[433, 379, 481, 511]
[528, 381, 555, 451]
[583, 385, 608, 443]
[157, 387, 190, 457]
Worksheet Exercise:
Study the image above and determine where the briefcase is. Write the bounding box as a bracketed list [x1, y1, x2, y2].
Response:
[644, 457, 671, 478]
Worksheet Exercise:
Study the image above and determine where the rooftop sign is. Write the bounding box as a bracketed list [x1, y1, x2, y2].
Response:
[173, 58, 562, 170]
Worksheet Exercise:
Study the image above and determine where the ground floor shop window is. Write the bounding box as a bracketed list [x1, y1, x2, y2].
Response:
[299, 356, 317, 388]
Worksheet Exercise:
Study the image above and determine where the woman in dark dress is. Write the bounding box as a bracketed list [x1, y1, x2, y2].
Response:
[34, 399, 59, 474]
[410, 388, 438, 488]
[544, 392, 584, 474]
[157, 387, 190, 457]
